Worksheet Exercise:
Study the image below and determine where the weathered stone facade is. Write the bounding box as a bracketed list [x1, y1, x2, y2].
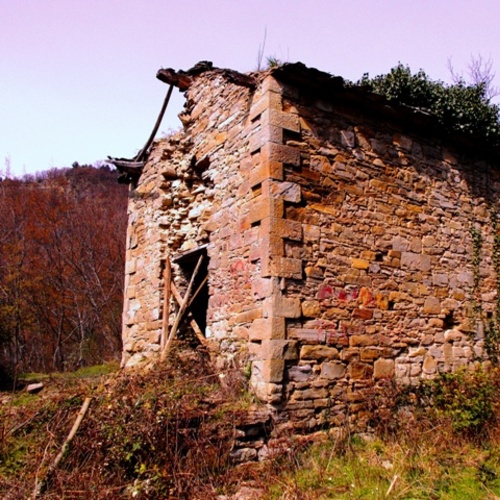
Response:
[121, 62, 500, 433]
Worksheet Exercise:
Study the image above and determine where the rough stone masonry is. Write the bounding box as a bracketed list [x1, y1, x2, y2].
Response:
[120, 61, 500, 433]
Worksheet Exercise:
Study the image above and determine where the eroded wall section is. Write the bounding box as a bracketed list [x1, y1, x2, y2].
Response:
[123, 70, 268, 367]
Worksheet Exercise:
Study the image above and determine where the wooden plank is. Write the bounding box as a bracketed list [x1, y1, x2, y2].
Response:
[106, 158, 145, 170]
[156, 68, 192, 91]
[188, 275, 208, 309]
[171, 281, 183, 305]
[187, 313, 208, 346]
[162, 255, 204, 360]
[171, 282, 208, 347]
[160, 257, 171, 352]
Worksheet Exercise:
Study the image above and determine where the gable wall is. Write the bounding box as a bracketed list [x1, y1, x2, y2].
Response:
[122, 72, 272, 368]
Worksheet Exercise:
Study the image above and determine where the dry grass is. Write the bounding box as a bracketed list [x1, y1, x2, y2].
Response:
[2, 355, 500, 499]
[0, 345, 252, 499]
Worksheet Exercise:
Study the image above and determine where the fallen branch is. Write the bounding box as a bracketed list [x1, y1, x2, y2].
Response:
[32, 397, 92, 498]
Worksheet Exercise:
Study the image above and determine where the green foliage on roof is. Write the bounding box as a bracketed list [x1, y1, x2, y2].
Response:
[358, 64, 500, 147]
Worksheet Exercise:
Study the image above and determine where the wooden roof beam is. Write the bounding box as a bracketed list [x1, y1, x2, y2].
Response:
[156, 68, 193, 91]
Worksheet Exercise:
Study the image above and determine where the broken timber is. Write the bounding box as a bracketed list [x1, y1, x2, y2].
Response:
[107, 158, 144, 185]
[161, 254, 204, 360]
[157, 62, 257, 91]
[32, 397, 92, 498]
[108, 83, 174, 184]
[170, 282, 208, 347]
[109, 61, 256, 184]
[156, 68, 193, 91]
[160, 256, 172, 353]
[135, 84, 174, 162]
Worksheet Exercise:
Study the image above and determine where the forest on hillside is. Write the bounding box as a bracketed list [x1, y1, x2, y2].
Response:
[0, 165, 128, 381]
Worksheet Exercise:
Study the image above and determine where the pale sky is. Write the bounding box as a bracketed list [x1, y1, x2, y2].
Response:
[2, 0, 500, 177]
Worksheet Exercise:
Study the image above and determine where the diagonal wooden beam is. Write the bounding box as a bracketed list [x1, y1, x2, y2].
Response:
[170, 283, 208, 347]
[188, 274, 208, 309]
[135, 84, 174, 162]
[161, 255, 204, 360]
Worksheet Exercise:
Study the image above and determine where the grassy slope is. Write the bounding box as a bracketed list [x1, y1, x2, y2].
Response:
[2, 351, 500, 499]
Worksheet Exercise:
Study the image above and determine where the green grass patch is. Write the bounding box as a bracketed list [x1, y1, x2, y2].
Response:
[18, 361, 119, 384]
[259, 433, 500, 499]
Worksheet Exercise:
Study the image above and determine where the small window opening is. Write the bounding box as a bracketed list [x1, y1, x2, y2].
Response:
[173, 245, 209, 335]
[252, 183, 262, 197]
[443, 311, 455, 330]
[283, 129, 302, 143]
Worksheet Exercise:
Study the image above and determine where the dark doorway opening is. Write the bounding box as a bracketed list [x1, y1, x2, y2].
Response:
[173, 244, 209, 334]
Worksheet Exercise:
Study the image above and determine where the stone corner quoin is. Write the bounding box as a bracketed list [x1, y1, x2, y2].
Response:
[119, 61, 500, 434]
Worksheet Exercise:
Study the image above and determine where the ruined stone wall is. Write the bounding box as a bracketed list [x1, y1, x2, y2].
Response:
[269, 82, 500, 432]
[122, 64, 500, 436]
[122, 145, 169, 366]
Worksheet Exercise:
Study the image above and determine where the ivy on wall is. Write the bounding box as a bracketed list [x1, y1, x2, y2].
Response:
[470, 216, 500, 364]
[486, 211, 500, 363]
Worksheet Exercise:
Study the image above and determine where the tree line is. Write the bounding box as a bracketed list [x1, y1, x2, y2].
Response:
[0, 164, 128, 379]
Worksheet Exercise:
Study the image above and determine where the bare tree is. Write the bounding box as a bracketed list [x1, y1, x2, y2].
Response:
[0, 167, 127, 374]
[448, 54, 500, 100]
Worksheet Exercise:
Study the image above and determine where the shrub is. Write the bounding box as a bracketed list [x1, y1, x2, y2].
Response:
[358, 64, 500, 147]
[424, 368, 498, 436]
[366, 377, 416, 437]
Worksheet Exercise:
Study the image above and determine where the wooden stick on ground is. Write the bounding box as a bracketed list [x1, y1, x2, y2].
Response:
[386, 474, 399, 497]
[161, 255, 204, 360]
[32, 397, 92, 498]
[160, 257, 171, 352]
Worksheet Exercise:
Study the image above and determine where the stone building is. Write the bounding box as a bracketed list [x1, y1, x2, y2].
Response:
[118, 61, 500, 432]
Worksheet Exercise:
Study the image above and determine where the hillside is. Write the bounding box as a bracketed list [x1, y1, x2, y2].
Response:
[2, 346, 500, 499]
[0, 165, 128, 380]
[0, 344, 259, 499]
